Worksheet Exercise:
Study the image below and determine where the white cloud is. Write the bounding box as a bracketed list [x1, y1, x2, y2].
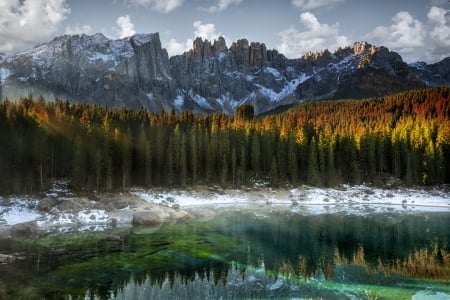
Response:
[65, 25, 93, 35]
[163, 20, 224, 57]
[116, 15, 136, 38]
[0, 0, 71, 53]
[208, 0, 243, 12]
[367, 11, 426, 61]
[291, 0, 344, 10]
[277, 12, 349, 58]
[426, 6, 450, 61]
[127, 0, 184, 13]
[193, 20, 221, 41]
[165, 38, 192, 57]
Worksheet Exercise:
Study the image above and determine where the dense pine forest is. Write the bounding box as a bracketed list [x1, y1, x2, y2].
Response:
[0, 87, 449, 194]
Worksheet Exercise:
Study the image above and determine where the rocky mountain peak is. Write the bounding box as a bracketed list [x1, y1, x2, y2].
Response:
[0, 32, 448, 115]
[352, 41, 372, 55]
[303, 49, 333, 67]
[229, 39, 268, 67]
[187, 36, 228, 62]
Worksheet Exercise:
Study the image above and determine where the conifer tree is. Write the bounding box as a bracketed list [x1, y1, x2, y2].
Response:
[251, 132, 261, 178]
[287, 132, 298, 183]
[307, 137, 321, 186]
[190, 128, 198, 184]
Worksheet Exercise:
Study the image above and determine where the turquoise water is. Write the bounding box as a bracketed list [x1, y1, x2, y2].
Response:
[0, 210, 449, 299]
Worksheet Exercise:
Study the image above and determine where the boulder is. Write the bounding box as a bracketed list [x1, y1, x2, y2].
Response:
[10, 221, 38, 236]
[132, 211, 163, 226]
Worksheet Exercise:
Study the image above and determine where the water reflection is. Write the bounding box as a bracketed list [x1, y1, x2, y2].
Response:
[96, 242, 450, 300]
[112, 264, 331, 300]
[0, 211, 448, 299]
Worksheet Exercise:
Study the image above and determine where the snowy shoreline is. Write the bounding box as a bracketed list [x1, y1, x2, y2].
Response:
[0, 183, 449, 235]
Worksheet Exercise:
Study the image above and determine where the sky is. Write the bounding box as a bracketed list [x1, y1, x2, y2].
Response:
[0, 0, 449, 63]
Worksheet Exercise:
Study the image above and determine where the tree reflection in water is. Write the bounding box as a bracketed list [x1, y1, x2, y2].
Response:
[0, 212, 448, 299]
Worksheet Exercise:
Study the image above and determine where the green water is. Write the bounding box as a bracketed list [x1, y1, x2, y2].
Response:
[0, 210, 449, 300]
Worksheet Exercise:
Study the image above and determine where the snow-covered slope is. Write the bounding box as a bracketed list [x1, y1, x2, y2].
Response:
[0, 33, 447, 114]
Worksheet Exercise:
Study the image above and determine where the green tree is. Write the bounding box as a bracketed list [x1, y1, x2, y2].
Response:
[307, 137, 321, 186]
[251, 132, 261, 178]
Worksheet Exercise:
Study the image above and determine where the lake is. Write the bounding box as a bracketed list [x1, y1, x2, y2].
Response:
[0, 209, 449, 299]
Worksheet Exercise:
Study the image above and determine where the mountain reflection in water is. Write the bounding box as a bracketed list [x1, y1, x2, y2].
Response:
[0, 211, 448, 299]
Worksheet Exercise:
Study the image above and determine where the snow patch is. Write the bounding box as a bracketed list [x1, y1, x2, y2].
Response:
[236, 92, 256, 108]
[0, 68, 11, 84]
[264, 67, 282, 79]
[189, 89, 214, 110]
[409, 62, 427, 71]
[12, 33, 136, 71]
[37, 210, 110, 227]
[256, 73, 310, 102]
[132, 34, 154, 46]
[88, 52, 115, 63]
[131, 189, 252, 208]
[246, 74, 255, 81]
[174, 95, 184, 107]
[0, 198, 42, 226]
[218, 52, 228, 61]
[147, 92, 154, 101]
[131, 185, 450, 215]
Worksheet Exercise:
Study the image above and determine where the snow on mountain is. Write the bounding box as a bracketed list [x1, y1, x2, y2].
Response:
[0, 33, 447, 114]
[256, 73, 311, 103]
[188, 89, 214, 111]
[174, 95, 185, 108]
[0, 68, 11, 84]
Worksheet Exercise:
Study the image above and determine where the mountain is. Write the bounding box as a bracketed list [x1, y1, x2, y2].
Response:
[0, 33, 448, 114]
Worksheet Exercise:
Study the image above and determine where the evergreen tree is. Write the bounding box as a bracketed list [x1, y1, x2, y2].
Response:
[270, 155, 279, 187]
[287, 132, 298, 183]
[307, 137, 321, 186]
[190, 128, 198, 184]
[231, 147, 237, 187]
[251, 132, 261, 178]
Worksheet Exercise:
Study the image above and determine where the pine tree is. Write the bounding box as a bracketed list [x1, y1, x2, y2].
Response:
[326, 141, 339, 186]
[145, 140, 152, 187]
[221, 154, 228, 187]
[251, 132, 261, 178]
[270, 155, 279, 187]
[231, 147, 237, 187]
[179, 135, 188, 186]
[307, 137, 321, 186]
[73, 135, 86, 187]
[190, 128, 198, 184]
[287, 132, 298, 183]
[121, 128, 132, 189]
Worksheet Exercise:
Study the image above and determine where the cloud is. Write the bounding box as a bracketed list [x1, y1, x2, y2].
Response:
[426, 6, 450, 61]
[208, 0, 243, 12]
[65, 25, 93, 35]
[193, 20, 221, 41]
[291, 0, 344, 10]
[277, 12, 349, 58]
[367, 11, 426, 61]
[0, 0, 71, 53]
[116, 15, 136, 38]
[127, 0, 184, 13]
[163, 20, 223, 57]
[165, 38, 192, 57]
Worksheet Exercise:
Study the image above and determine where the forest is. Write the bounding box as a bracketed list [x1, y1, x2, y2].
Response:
[0, 87, 448, 194]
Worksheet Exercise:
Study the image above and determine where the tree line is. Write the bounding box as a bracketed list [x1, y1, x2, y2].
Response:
[0, 87, 448, 194]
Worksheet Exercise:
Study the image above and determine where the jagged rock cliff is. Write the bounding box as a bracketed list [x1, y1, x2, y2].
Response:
[0, 33, 448, 114]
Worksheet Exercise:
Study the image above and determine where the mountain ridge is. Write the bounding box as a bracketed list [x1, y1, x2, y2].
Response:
[0, 32, 448, 114]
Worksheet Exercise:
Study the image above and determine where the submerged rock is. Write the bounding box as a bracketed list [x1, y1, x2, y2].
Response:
[132, 211, 163, 226]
